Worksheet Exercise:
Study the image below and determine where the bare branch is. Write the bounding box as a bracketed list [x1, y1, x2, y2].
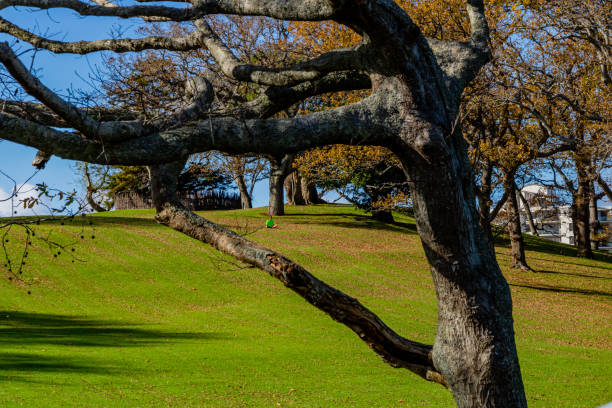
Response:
[0, 0, 202, 21]
[0, 17, 208, 54]
[151, 76, 215, 129]
[0, 41, 101, 136]
[0, 100, 139, 126]
[0, 42, 144, 141]
[489, 188, 510, 222]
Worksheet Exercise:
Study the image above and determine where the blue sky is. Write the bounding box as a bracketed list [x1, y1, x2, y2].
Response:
[0, 8, 272, 212]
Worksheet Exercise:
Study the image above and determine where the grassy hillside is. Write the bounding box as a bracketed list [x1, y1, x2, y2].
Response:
[1, 205, 610, 407]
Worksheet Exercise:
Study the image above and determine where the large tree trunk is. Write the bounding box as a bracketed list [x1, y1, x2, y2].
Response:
[300, 174, 324, 205]
[574, 163, 593, 258]
[398, 139, 527, 407]
[285, 171, 305, 206]
[284, 174, 295, 205]
[268, 154, 293, 216]
[503, 175, 531, 271]
[234, 174, 252, 209]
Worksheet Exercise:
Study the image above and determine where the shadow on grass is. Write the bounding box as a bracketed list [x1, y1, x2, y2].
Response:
[282, 213, 418, 234]
[509, 283, 611, 298]
[0, 311, 227, 348]
[0, 352, 121, 378]
[494, 232, 612, 265]
[0, 311, 230, 380]
[67, 216, 156, 228]
[535, 270, 612, 280]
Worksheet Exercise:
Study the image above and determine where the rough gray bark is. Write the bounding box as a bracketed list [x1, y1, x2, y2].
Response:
[0, 1, 528, 405]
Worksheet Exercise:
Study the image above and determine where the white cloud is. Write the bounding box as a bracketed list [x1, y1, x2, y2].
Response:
[0, 183, 48, 218]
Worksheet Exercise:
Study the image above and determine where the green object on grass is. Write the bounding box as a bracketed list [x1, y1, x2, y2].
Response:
[266, 219, 275, 228]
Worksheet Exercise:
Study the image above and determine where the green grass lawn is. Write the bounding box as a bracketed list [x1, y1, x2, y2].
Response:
[1, 205, 610, 407]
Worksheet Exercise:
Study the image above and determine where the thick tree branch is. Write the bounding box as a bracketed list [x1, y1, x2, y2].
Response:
[0, 0, 202, 20]
[422, 0, 491, 95]
[189, 0, 337, 21]
[0, 92, 390, 164]
[0, 17, 208, 54]
[466, 0, 489, 48]
[0, 100, 139, 127]
[236, 71, 371, 119]
[194, 19, 365, 87]
[0, 42, 101, 136]
[0, 0, 340, 20]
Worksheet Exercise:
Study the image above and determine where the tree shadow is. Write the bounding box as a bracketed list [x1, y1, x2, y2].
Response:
[282, 213, 418, 234]
[494, 233, 612, 265]
[526, 256, 612, 271]
[0, 311, 230, 380]
[0, 311, 227, 348]
[0, 352, 122, 378]
[69, 216, 157, 227]
[535, 270, 612, 280]
[509, 283, 611, 298]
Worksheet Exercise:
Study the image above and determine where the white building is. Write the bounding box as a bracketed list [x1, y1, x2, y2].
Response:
[517, 184, 612, 251]
[596, 206, 612, 251]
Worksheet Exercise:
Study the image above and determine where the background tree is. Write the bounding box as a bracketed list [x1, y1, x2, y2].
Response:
[74, 163, 113, 212]
[499, 0, 612, 258]
[295, 145, 410, 222]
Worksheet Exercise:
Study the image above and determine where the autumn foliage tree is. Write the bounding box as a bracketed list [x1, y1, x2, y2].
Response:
[498, 0, 612, 258]
[295, 146, 410, 222]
